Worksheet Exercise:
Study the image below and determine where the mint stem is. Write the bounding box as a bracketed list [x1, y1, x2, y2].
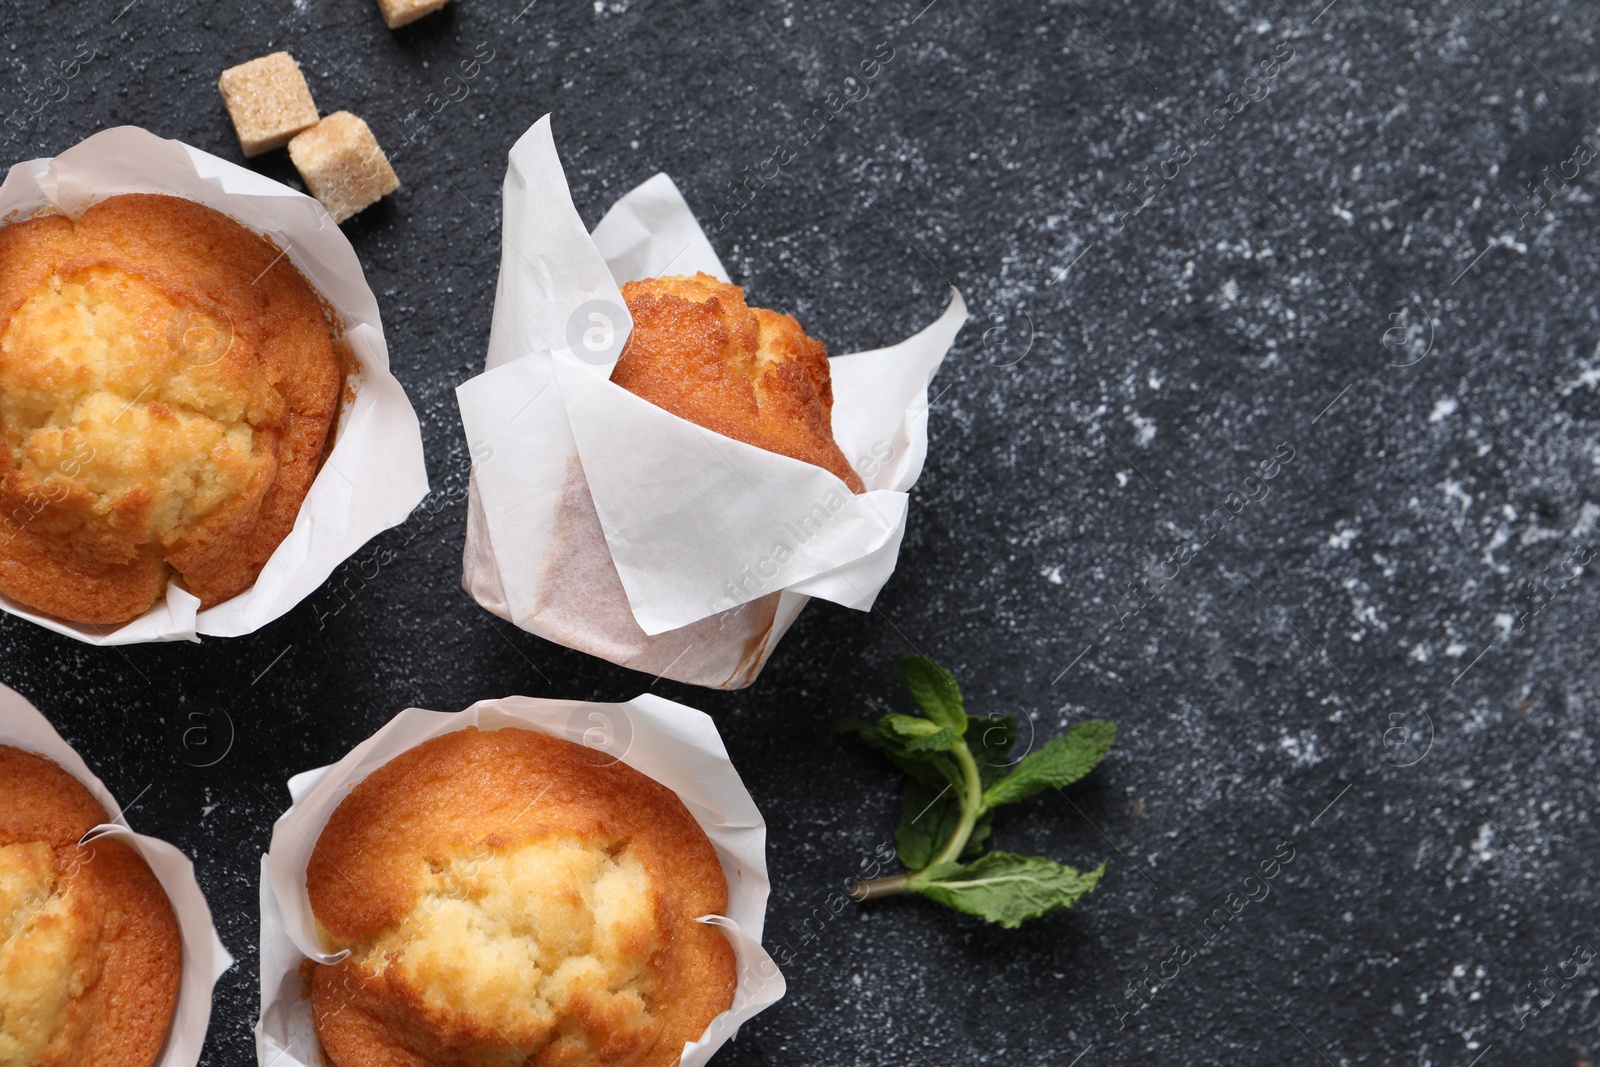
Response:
[856, 737, 987, 901]
[921, 739, 984, 873]
[850, 874, 910, 900]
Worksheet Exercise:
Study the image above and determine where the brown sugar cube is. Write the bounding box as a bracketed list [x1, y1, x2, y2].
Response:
[375, 0, 451, 29]
[218, 52, 319, 157]
[287, 112, 400, 224]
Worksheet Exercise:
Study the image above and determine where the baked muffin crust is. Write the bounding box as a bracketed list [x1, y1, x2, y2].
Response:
[307, 727, 737, 1067]
[0, 745, 182, 1067]
[611, 273, 865, 493]
[0, 193, 343, 624]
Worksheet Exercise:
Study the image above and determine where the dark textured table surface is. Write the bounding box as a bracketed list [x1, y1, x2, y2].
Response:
[3, 0, 1599, 1064]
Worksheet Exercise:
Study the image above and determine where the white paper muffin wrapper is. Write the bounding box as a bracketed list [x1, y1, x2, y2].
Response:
[0, 683, 234, 1067]
[0, 126, 429, 645]
[256, 694, 786, 1067]
[457, 116, 966, 686]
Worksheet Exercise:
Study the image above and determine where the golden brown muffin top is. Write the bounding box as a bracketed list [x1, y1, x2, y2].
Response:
[0, 193, 343, 625]
[0, 745, 182, 1067]
[611, 273, 865, 493]
[307, 727, 736, 1067]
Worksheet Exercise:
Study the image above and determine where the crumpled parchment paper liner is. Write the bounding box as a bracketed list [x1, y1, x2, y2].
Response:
[0, 126, 428, 645]
[458, 115, 966, 687]
[256, 694, 785, 1067]
[0, 683, 234, 1067]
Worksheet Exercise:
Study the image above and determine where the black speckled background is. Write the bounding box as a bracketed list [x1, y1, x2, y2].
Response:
[3, 0, 1599, 1064]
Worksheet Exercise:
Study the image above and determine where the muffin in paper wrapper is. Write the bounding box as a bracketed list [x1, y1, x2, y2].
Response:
[457, 116, 967, 688]
[0, 683, 234, 1067]
[0, 127, 428, 644]
[255, 693, 786, 1067]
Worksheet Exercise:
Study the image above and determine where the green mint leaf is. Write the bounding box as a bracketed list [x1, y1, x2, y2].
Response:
[836, 716, 951, 786]
[964, 811, 995, 857]
[895, 781, 959, 870]
[981, 719, 1117, 810]
[836, 716, 880, 744]
[918, 860, 965, 882]
[880, 757, 959, 791]
[879, 713, 959, 753]
[915, 852, 1107, 929]
[965, 712, 1016, 788]
[898, 656, 968, 734]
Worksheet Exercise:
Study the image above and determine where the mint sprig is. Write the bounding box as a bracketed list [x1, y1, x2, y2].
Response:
[840, 656, 1115, 928]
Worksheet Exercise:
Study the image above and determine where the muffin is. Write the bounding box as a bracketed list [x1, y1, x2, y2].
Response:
[0, 745, 182, 1067]
[0, 192, 344, 625]
[611, 273, 865, 493]
[306, 727, 737, 1067]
